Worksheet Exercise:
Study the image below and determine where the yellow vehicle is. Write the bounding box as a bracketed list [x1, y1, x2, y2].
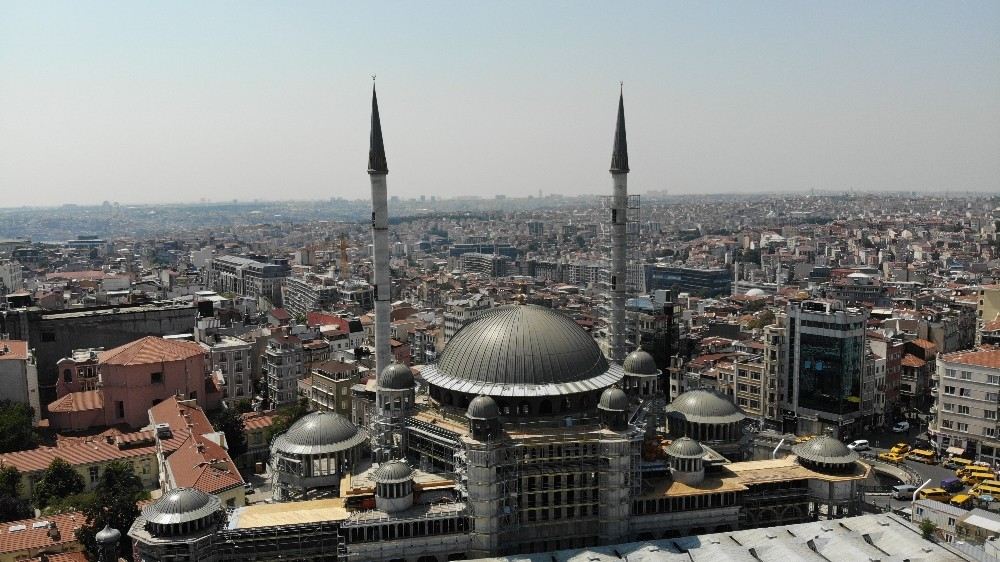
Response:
[950, 494, 974, 508]
[947, 457, 973, 471]
[917, 487, 952, 502]
[970, 480, 1000, 499]
[906, 449, 937, 464]
[963, 471, 996, 486]
[959, 465, 994, 477]
[889, 443, 911, 456]
[878, 452, 907, 463]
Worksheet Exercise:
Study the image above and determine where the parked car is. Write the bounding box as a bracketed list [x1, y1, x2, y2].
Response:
[847, 439, 870, 451]
[878, 452, 907, 463]
[892, 421, 910, 433]
[889, 443, 911, 456]
[941, 477, 964, 493]
[906, 449, 938, 464]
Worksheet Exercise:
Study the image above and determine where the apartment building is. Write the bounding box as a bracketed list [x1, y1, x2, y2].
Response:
[263, 332, 304, 408]
[443, 294, 494, 343]
[932, 348, 1000, 464]
[208, 255, 290, 307]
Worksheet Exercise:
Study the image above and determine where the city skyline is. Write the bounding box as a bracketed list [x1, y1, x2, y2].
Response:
[2, 1, 998, 207]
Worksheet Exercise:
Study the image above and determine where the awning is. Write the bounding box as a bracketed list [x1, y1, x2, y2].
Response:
[946, 446, 965, 456]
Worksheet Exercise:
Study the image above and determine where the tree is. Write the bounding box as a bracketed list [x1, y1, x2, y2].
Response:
[77, 461, 146, 562]
[747, 310, 776, 331]
[919, 518, 938, 540]
[266, 398, 310, 442]
[234, 399, 254, 415]
[212, 408, 248, 459]
[0, 464, 31, 523]
[32, 458, 85, 508]
[0, 400, 37, 453]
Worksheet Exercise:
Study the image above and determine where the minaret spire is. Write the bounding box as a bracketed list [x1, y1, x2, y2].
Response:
[609, 85, 629, 174]
[608, 86, 629, 363]
[368, 84, 388, 174]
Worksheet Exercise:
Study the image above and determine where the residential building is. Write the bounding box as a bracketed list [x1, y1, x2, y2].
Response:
[0, 511, 86, 562]
[208, 255, 290, 307]
[442, 294, 494, 343]
[283, 275, 339, 318]
[913, 499, 965, 543]
[933, 348, 1000, 463]
[0, 340, 40, 424]
[783, 300, 868, 437]
[304, 360, 360, 417]
[47, 337, 217, 431]
[648, 266, 731, 297]
[459, 253, 510, 278]
[263, 332, 304, 408]
[199, 333, 253, 409]
[0, 259, 23, 295]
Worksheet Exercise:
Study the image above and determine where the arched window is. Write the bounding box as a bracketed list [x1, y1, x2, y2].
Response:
[63, 369, 72, 383]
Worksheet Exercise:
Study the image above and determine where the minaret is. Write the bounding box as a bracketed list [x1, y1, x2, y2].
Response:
[368, 84, 392, 376]
[608, 87, 629, 363]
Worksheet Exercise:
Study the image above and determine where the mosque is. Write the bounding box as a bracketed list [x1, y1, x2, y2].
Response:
[127, 88, 870, 562]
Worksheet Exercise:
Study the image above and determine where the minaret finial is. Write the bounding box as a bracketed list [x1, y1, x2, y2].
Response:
[368, 82, 388, 174]
[610, 86, 629, 173]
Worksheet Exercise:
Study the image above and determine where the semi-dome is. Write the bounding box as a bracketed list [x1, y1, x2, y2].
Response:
[466, 395, 500, 419]
[623, 350, 658, 375]
[274, 411, 367, 455]
[666, 389, 746, 424]
[142, 488, 221, 525]
[421, 305, 623, 397]
[373, 460, 413, 484]
[378, 363, 415, 390]
[666, 437, 705, 458]
[792, 436, 859, 465]
[598, 387, 629, 411]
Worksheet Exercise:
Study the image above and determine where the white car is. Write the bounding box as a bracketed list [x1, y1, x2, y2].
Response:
[847, 440, 870, 451]
[892, 421, 910, 433]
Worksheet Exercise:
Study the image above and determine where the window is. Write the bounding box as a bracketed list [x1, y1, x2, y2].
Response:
[941, 420, 953, 429]
[89, 466, 99, 483]
[989, 375, 1000, 385]
[957, 423, 969, 432]
[986, 427, 996, 438]
[945, 386, 956, 395]
[960, 388, 972, 397]
[961, 371, 973, 380]
[945, 369, 957, 378]
[958, 405, 971, 415]
[63, 369, 72, 383]
[150, 372, 164, 384]
[986, 410, 997, 420]
[943, 402, 954, 411]
[116, 401, 125, 418]
[988, 393, 999, 402]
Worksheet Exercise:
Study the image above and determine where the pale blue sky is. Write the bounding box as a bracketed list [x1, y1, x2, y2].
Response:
[1, 1, 998, 206]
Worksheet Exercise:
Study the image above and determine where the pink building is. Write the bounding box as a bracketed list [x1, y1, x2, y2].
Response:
[48, 337, 221, 431]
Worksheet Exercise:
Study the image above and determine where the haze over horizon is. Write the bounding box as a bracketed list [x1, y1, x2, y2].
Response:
[2, 1, 998, 207]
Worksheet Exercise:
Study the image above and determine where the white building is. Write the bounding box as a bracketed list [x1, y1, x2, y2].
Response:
[932, 348, 1000, 463]
[443, 294, 494, 343]
[0, 259, 23, 295]
[0, 340, 40, 424]
[263, 332, 305, 407]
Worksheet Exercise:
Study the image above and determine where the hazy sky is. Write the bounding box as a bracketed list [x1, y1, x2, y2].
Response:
[1, 2, 998, 207]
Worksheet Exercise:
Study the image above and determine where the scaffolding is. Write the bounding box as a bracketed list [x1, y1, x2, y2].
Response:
[600, 193, 641, 359]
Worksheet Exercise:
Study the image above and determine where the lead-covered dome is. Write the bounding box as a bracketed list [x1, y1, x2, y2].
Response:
[373, 460, 414, 484]
[792, 435, 859, 465]
[666, 389, 746, 424]
[666, 437, 705, 458]
[467, 395, 500, 420]
[378, 363, 415, 390]
[623, 350, 658, 375]
[274, 411, 368, 455]
[142, 488, 221, 525]
[598, 387, 629, 411]
[422, 305, 623, 397]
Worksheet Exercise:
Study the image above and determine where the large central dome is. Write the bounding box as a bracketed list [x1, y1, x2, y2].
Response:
[422, 304, 622, 397]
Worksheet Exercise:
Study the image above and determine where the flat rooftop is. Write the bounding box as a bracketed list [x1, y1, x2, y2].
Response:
[227, 498, 349, 529]
[727, 456, 871, 484]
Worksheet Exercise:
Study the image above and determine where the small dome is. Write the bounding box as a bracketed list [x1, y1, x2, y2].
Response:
[623, 350, 658, 375]
[275, 411, 367, 455]
[598, 387, 629, 412]
[466, 395, 500, 420]
[745, 288, 766, 297]
[142, 488, 221, 525]
[95, 524, 121, 545]
[373, 460, 413, 484]
[666, 437, 704, 459]
[666, 389, 746, 425]
[792, 435, 859, 465]
[378, 363, 415, 390]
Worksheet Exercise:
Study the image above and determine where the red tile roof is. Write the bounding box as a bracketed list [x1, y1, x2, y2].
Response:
[241, 411, 275, 431]
[0, 511, 84, 556]
[100, 336, 204, 366]
[911, 338, 937, 350]
[941, 348, 1000, 370]
[0, 340, 29, 361]
[47, 390, 104, 413]
[901, 354, 927, 368]
[0, 436, 156, 473]
[164, 434, 243, 495]
[25, 553, 89, 562]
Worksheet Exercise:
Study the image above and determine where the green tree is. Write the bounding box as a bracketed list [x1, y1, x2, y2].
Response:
[76, 461, 146, 562]
[212, 408, 248, 459]
[0, 464, 31, 523]
[32, 457, 85, 508]
[919, 518, 937, 540]
[266, 398, 310, 442]
[747, 309, 776, 330]
[234, 399, 254, 415]
[0, 400, 37, 453]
